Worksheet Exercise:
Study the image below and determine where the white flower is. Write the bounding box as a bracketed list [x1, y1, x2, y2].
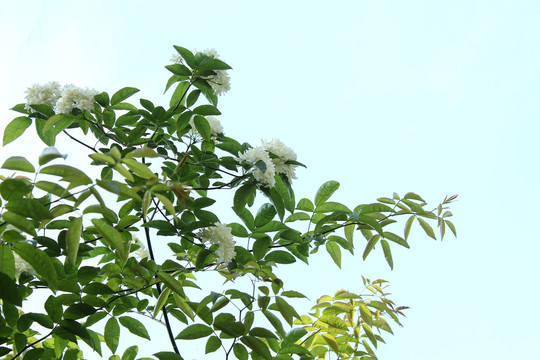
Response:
[171, 54, 183, 64]
[24, 81, 62, 110]
[189, 116, 224, 140]
[201, 49, 231, 96]
[262, 139, 298, 183]
[55, 84, 99, 114]
[14, 253, 36, 277]
[207, 116, 224, 136]
[238, 147, 276, 188]
[129, 237, 150, 260]
[198, 223, 236, 264]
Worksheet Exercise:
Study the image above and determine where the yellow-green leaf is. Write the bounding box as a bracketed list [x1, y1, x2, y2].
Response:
[2, 156, 35, 172]
[3, 117, 31, 146]
[122, 158, 156, 179]
[157, 272, 186, 298]
[418, 218, 437, 240]
[66, 217, 82, 265]
[91, 219, 128, 263]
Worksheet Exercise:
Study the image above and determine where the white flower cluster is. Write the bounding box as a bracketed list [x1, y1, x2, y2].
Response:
[238, 146, 276, 188]
[25, 82, 99, 114]
[172, 49, 231, 96]
[238, 139, 298, 188]
[198, 223, 236, 264]
[129, 237, 150, 260]
[24, 81, 62, 110]
[262, 139, 298, 182]
[189, 116, 224, 140]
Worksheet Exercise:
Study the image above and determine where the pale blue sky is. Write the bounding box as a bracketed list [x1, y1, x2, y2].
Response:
[1, 1, 539, 359]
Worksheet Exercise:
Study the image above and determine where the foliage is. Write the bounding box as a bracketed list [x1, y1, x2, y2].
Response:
[0, 46, 457, 360]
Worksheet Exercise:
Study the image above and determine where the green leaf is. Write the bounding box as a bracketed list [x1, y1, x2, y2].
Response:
[1, 211, 37, 237]
[284, 327, 307, 345]
[66, 217, 83, 266]
[157, 272, 186, 298]
[154, 351, 183, 360]
[315, 201, 351, 213]
[82, 283, 115, 295]
[121, 158, 156, 179]
[383, 232, 409, 248]
[314, 181, 340, 206]
[380, 239, 393, 270]
[296, 198, 314, 212]
[44, 296, 62, 322]
[279, 343, 312, 356]
[0, 272, 22, 306]
[169, 81, 189, 108]
[64, 303, 96, 320]
[227, 223, 249, 237]
[359, 203, 395, 214]
[363, 235, 380, 260]
[255, 203, 276, 228]
[213, 313, 245, 337]
[14, 242, 58, 290]
[250, 160, 269, 178]
[233, 343, 248, 360]
[193, 104, 221, 116]
[173, 45, 196, 67]
[111, 87, 139, 106]
[285, 212, 310, 223]
[122, 345, 138, 360]
[198, 58, 232, 71]
[326, 241, 342, 268]
[445, 219, 457, 237]
[275, 296, 300, 326]
[126, 147, 160, 158]
[264, 250, 296, 264]
[0, 178, 32, 200]
[176, 324, 213, 340]
[5, 198, 53, 221]
[249, 327, 278, 339]
[97, 180, 142, 202]
[119, 316, 150, 340]
[240, 336, 272, 360]
[165, 64, 192, 76]
[3, 116, 31, 145]
[417, 218, 437, 239]
[322, 333, 340, 354]
[40, 164, 92, 189]
[2, 156, 35, 172]
[404, 215, 415, 240]
[349, 213, 384, 236]
[281, 291, 307, 299]
[193, 115, 211, 141]
[233, 183, 256, 211]
[404, 192, 425, 202]
[43, 114, 75, 135]
[152, 288, 171, 318]
[262, 310, 286, 338]
[91, 219, 128, 263]
[0, 244, 15, 279]
[206, 336, 222, 354]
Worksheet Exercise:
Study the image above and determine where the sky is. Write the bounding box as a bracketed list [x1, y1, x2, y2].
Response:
[1, 0, 540, 359]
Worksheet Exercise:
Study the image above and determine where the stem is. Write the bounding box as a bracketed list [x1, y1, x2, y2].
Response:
[143, 218, 180, 355]
[63, 130, 97, 152]
[12, 329, 54, 360]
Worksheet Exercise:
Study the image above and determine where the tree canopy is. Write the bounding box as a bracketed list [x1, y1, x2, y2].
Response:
[0, 45, 456, 360]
